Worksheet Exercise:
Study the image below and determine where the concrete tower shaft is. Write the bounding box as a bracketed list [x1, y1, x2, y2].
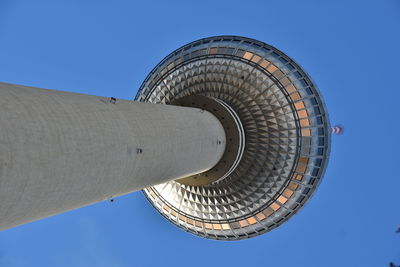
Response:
[0, 82, 226, 230]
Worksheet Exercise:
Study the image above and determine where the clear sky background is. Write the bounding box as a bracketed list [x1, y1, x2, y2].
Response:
[0, 1, 399, 266]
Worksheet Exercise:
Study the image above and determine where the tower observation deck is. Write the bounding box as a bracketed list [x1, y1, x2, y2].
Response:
[0, 36, 330, 240]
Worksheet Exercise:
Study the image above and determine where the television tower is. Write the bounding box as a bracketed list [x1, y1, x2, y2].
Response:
[0, 36, 330, 240]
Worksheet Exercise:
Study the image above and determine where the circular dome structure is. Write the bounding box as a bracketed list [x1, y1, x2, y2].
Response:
[135, 36, 330, 240]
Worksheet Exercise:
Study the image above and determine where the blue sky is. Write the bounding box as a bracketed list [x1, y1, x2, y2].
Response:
[0, 1, 399, 266]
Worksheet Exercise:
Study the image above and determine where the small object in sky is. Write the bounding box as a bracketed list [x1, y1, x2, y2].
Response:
[331, 125, 344, 135]
[396, 225, 400, 233]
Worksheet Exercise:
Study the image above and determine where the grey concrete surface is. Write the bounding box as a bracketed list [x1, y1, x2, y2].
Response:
[0, 82, 226, 230]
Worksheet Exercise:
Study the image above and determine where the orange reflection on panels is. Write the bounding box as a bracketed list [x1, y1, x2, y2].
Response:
[248, 217, 257, 225]
[239, 219, 249, 227]
[290, 92, 301, 101]
[273, 70, 285, 79]
[299, 157, 309, 164]
[205, 223, 213, 230]
[300, 118, 310, 127]
[213, 224, 222, 230]
[280, 77, 291, 86]
[195, 221, 203, 228]
[251, 54, 261, 63]
[301, 129, 311, 136]
[283, 189, 294, 198]
[270, 202, 281, 211]
[209, 47, 218, 54]
[262, 207, 274, 216]
[285, 84, 297, 94]
[187, 218, 194, 225]
[277, 195, 288, 204]
[294, 174, 303, 181]
[243, 52, 254, 60]
[288, 181, 299, 190]
[295, 101, 305, 110]
[296, 164, 307, 173]
[163, 204, 171, 212]
[259, 59, 270, 68]
[171, 210, 177, 217]
[221, 224, 230, 230]
[267, 64, 278, 73]
[297, 109, 308, 119]
[256, 212, 266, 221]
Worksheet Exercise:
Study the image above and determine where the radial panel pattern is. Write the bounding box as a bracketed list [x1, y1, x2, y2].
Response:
[136, 36, 330, 240]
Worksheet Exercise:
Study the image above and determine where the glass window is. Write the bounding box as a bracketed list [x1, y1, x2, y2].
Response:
[300, 79, 308, 87]
[270, 202, 281, 211]
[280, 77, 291, 86]
[278, 195, 288, 204]
[288, 182, 299, 190]
[262, 207, 274, 216]
[315, 158, 322, 167]
[318, 137, 324, 146]
[205, 223, 213, 229]
[300, 118, 310, 127]
[239, 219, 249, 227]
[280, 57, 288, 64]
[251, 54, 261, 63]
[260, 59, 270, 68]
[243, 51, 253, 60]
[209, 47, 218, 54]
[213, 224, 222, 230]
[256, 212, 266, 221]
[248, 217, 257, 225]
[291, 92, 301, 101]
[299, 157, 309, 164]
[285, 84, 297, 94]
[163, 205, 171, 212]
[297, 109, 308, 118]
[267, 64, 278, 73]
[294, 101, 305, 110]
[283, 189, 294, 198]
[295, 174, 303, 181]
[273, 70, 285, 79]
[235, 49, 245, 57]
[293, 71, 302, 79]
[222, 224, 230, 230]
[286, 63, 295, 70]
[296, 164, 307, 173]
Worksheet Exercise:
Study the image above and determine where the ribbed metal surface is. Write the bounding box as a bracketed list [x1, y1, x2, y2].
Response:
[136, 36, 330, 240]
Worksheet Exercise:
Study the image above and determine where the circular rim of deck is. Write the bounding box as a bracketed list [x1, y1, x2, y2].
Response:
[136, 36, 330, 240]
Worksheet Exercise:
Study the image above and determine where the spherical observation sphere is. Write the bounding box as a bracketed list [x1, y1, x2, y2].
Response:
[136, 36, 330, 240]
